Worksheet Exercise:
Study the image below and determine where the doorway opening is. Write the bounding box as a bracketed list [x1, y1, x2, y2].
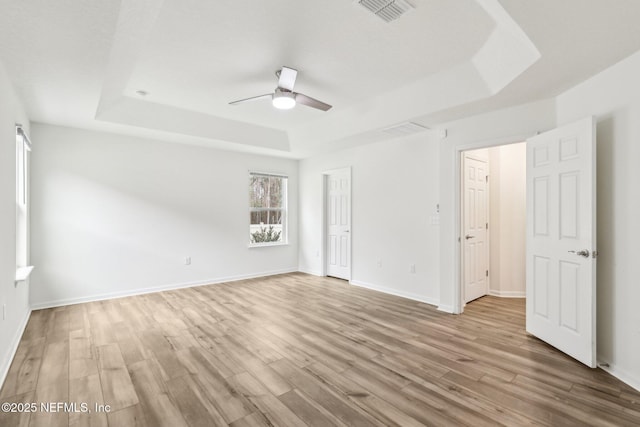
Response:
[455, 117, 597, 367]
[461, 142, 527, 306]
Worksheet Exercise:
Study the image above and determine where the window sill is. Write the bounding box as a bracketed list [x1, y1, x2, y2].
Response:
[15, 266, 34, 283]
[248, 242, 289, 248]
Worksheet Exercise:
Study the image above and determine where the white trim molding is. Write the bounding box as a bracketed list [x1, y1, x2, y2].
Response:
[30, 268, 298, 310]
[15, 266, 34, 283]
[488, 289, 526, 298]
[437, 304, 455, 314]
[598, 361, 640, 392]
[297, 268, 323, 277]
[0, 308, 32, 390]
[350, 280, 439, 307]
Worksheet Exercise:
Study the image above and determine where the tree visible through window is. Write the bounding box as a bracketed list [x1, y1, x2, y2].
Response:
[249, 172, 287, 245]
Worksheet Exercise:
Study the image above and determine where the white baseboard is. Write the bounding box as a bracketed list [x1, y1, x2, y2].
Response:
[489, 289, 526, 298]
[30, 268, 298, 310]
[297, 268, 323, 277]
[437, 304, 454, 313]
[349, 280, 439, 307]
[0, 308, 32, 390]
[598, 360, 640, 392]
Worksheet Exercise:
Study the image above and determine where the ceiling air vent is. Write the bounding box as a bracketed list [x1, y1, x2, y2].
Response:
[356, 0, 414, 23]
[382, 122, 430, 137]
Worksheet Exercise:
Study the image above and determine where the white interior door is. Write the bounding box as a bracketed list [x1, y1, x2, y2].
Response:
[526, 116, 597, 367]
[463, 154, 489, 303]
[326, 170, 351, 280]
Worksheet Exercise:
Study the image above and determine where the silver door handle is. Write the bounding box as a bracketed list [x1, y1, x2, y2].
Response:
[568, 250, 590, 258]
[465, 235, 474, 240]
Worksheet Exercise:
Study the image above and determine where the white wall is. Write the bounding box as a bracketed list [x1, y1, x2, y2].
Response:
[299, 133, 441, 304]
[0, 62, 31, 386]
[29, 124, 298, 308]
[555, 49, 640, 390]
[488, 143, 526, 297]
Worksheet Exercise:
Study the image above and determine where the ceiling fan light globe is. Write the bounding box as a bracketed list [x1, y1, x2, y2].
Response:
[272, 92, 296, 110]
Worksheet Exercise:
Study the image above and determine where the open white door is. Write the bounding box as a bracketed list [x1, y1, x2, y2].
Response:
[326, 170, 351, 280]
[526, 116, 596, 367]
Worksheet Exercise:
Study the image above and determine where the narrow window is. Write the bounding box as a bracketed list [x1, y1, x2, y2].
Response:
[249, 172, 287, 246]
[16, 126, 31, 269]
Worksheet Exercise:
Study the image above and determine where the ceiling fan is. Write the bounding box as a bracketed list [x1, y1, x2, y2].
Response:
[229, 66, 332, 111]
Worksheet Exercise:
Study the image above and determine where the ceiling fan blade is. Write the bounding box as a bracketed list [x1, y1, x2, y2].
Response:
[229, 94, 272, 105]
[295, 93, 332, 111]
[278, 66, 298, 91]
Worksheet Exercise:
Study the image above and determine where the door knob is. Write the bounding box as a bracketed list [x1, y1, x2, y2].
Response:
[465, 235, 475, 240]
[568, 249, 590, 258]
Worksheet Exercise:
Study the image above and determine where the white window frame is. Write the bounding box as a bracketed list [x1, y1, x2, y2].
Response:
[248, 171, 288, 247]
[16, 126, 33, 282]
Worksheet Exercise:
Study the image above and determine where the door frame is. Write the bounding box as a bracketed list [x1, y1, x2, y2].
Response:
[453, 135, 532, 314]
[460, 150, 491, 304]
[321, 167, 352, 280]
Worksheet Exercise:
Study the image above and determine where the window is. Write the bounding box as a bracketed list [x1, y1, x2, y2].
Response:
[249, 172, 287, 245]
[16, 126, 31, 270]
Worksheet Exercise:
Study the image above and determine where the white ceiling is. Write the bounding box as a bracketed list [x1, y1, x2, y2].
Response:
[1, 0, 640, 158]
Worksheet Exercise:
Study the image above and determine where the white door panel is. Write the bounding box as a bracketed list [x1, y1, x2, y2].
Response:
[463, 155, 489, 303]
[526, 116, 596, 368]
[327, 171, 351, 280]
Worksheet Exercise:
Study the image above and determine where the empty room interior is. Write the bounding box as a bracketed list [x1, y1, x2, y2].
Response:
[2, 1, 640, 426]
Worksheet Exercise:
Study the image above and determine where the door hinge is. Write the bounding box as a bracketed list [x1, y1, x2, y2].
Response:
[486, 270, 489, 277]
[485, 175, 489, 183]
[486, 222, 488, 230]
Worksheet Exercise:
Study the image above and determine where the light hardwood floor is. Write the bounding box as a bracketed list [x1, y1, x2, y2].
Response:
[1, 273, 639, 426]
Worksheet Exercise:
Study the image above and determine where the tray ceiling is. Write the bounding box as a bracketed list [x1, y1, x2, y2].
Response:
[2, 0, 640, 157]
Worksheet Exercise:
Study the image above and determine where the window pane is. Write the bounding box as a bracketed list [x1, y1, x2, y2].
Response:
[249, 176, 283, 209]
[249, 210, 282, 225]
[269, 177, 282, 208]
[16, 131, 29, 267]
[250, 211, 261, 225]
[249, 173, 286, 244]
[249, 225, 282, 243]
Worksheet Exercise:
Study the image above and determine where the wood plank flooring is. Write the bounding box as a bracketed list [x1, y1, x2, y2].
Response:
[1, 273, 639, 426]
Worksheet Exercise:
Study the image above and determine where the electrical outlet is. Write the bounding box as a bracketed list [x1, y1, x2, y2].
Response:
[184, 256, 191, 265]
[410, 264, 416, 274]
[377, 259, 382, 268]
